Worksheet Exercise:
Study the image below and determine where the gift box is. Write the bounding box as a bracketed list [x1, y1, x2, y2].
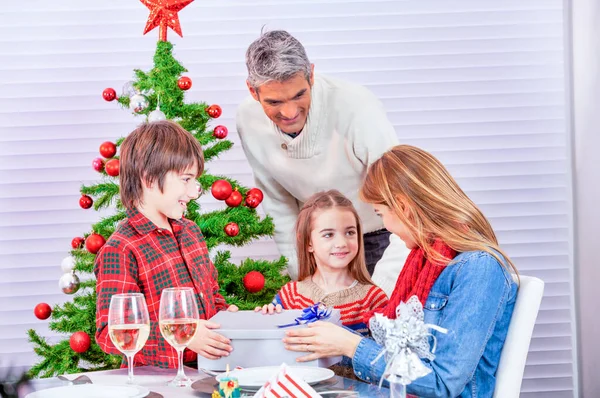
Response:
[196, 309, 343, 371]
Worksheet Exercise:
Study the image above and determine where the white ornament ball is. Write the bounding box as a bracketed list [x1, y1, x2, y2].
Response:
[148, 109, 166, 122]
[61, 256, 76, 273]
[129, 94, 149, 114]
[59, 271, 80, 295]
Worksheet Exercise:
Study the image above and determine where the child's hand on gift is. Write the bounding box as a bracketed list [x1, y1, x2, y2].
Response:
[254, 303, 283, 314]
[187, 320, 233, 360]
[226, 304, 239, 312]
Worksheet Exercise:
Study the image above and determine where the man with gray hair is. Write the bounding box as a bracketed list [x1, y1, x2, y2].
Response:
[236, 30, 408, 295]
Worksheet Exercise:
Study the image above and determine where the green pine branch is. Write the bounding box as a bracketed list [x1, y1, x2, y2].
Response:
[215, 252, 289, 310]
[81, 182, 120, 211]
[202, 140, 234, 162]
[92, 211, 127, 238]
[179, 103, 210, 133]
[72, 249, 96, 274]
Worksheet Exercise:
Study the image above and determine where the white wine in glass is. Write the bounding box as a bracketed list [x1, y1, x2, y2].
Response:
[159, 287, 200, 387]
[108, 293, 150, 384]
[159, 318, 199, 349]
[109, 324, 151, 354]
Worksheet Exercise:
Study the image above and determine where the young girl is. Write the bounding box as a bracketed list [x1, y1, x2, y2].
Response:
[256, 190, 388, 337]
[283, 145, 518, 398]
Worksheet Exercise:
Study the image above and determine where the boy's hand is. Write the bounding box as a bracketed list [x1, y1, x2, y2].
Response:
[188, 320, 233, 360]
[227, 304, 239, 312]
[254, 303, 283, 314]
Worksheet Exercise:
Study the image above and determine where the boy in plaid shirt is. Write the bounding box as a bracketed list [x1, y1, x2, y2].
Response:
[94, 121, 237, 368]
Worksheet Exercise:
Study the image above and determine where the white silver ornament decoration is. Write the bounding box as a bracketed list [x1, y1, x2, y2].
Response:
[148, 98, 166, 122]
[60, 256, 76, 273]
[369, 295, 448, 396]
[122, 80, 139, 97]
[59, 271, 80, 295]
[129, 93, 149, 114]
[148, 108, 166, 122]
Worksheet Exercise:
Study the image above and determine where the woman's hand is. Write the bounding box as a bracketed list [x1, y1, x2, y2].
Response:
[187, 320, 233, 360]
[282, 321, 362, 362]
[254, 303, 283, 314]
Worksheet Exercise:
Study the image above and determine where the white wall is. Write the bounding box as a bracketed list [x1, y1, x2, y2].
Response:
[571, 0, 600, 397]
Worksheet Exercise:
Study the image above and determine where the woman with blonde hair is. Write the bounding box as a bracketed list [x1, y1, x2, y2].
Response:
[283, 145, 518, 398]
[256, 190, 388, 337]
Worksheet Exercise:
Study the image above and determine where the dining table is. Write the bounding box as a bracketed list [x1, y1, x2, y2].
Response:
[21, 365, 391, 397]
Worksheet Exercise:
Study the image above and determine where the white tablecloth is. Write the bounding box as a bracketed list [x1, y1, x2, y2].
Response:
[23, 365, 389, 397]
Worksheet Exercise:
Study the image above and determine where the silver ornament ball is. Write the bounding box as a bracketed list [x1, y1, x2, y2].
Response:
[122, 81, 139, 97]
[129, 94, 149, 114]
[59, 271, 80, 295]
[60, 256, 76, 273]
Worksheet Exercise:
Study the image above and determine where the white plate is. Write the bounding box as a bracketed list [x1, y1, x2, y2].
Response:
[216, 366, 334, 388]
[26, 384, 150, 398]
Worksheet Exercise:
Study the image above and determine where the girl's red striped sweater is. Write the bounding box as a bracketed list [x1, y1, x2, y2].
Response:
[272, 279, 388, 336]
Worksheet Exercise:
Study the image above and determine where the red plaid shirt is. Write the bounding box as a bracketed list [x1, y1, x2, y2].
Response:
[94, 207, 228, 368]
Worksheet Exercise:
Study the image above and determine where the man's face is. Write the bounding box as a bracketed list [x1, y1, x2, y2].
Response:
[247, 66, 314, 134]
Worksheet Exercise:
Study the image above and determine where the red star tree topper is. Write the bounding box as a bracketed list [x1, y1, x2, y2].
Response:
[140, 0, 194, 41]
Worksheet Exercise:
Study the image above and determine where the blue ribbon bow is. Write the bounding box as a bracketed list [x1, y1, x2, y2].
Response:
[277, 302, 332, 328]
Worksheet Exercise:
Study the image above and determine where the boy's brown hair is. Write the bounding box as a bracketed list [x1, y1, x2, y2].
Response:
[119, 120, 204, 209]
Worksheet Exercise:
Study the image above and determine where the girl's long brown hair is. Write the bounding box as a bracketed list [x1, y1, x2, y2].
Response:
[296, 190, 373, 284]
[359, 145, 518, 277]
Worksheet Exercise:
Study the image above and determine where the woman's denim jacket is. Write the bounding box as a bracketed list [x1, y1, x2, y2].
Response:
[352, 251, 518, 398]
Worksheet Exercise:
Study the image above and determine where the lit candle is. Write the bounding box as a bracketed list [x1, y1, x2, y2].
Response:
[218, 364, 240, 398]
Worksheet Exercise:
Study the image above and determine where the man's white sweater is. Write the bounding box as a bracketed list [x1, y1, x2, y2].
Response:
[236, 74, 409, 295]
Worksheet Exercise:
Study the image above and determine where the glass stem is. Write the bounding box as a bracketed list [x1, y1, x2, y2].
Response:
[176, 348, 185, 380]
[390, 381, 407, 398]
[126, 354, 134, 384]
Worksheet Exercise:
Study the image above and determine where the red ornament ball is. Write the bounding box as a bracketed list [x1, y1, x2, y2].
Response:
[247, 188, 264, 202]
[85, 233, 106, 254]
[213, 125, 228, 139]
[34, 303, 52, 320]
[99, 141, 117, 159]
[224, 222, 239, 237]
[92, 157, 105, 172]
[245, 195, 261, 209]
[102, 88, 117, 102]
[71, 237, 85, 249]
[79, 195, 93, 209]
[225, 191, 243, 207]
[70, 331, 91, 354]
[177, 76, 192, 90]
[105, 159, 120, 177]
[207, 104, 222, 118]
[211, 180, 233, 200]
[243, 271, 265, 293]
[227, 380, 235, 389]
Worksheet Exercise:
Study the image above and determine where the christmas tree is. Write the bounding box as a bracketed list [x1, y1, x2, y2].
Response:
[27, 1, 289, 378]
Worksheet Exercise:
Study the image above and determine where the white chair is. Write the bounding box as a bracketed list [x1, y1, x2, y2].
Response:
[493, 275, 545, 398]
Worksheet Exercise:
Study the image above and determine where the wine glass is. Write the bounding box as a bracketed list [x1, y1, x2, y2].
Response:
[108, 293, 150, 384]
[159, 287, 200, 387]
